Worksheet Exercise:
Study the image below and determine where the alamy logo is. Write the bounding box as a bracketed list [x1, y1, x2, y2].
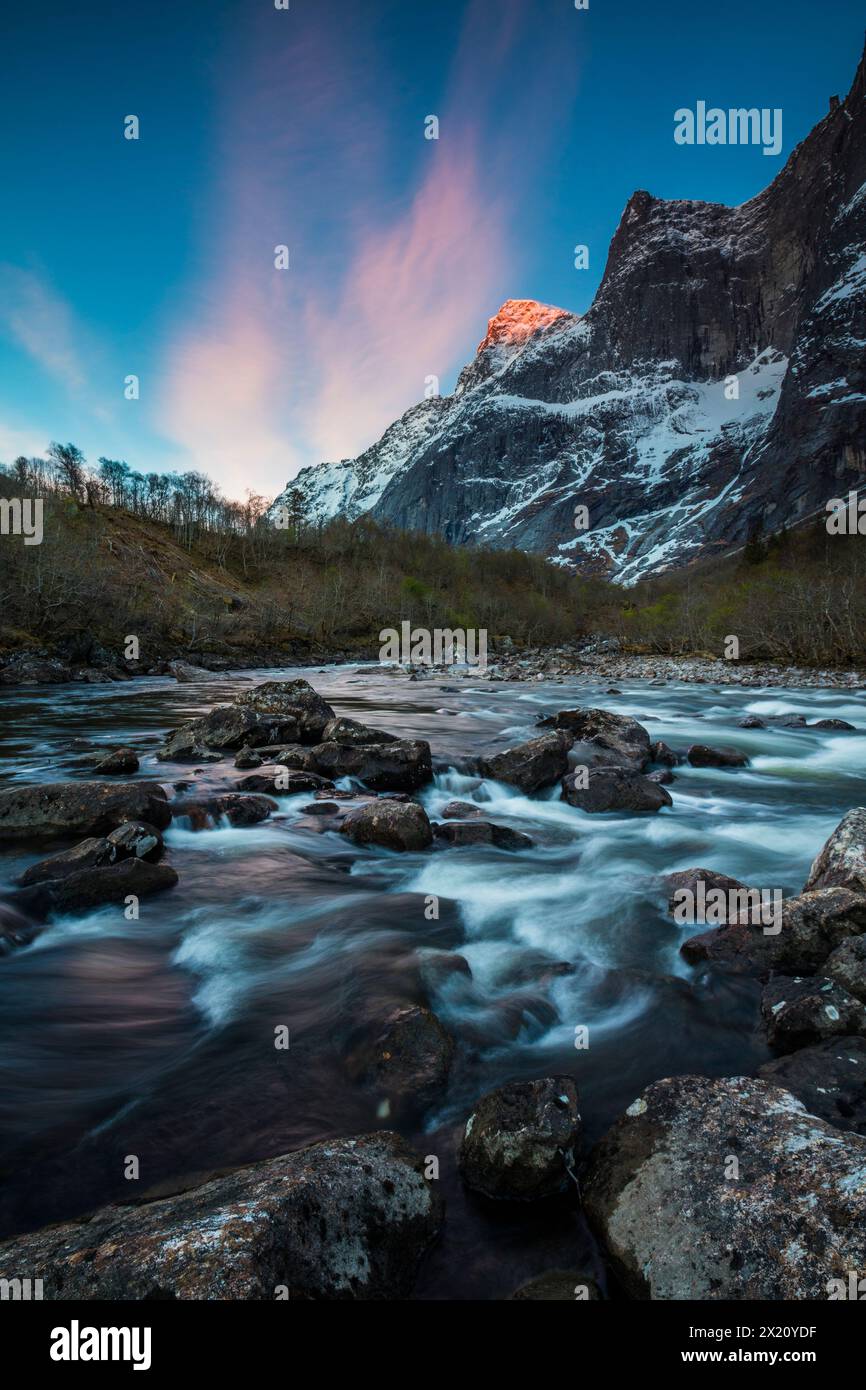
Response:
[674, 102, 783, 156]
[379, 622, 487, 670]
[671, 883, 782, 933]
[0, 1276, 43, 1300]
[826, 491, 866, 534]
[827, 1272, 866, 1300]
[50, 1320, 152, 1371]
[0, 497, 43, 545]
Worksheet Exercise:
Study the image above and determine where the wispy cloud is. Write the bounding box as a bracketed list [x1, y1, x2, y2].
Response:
[0, 265, 87, 393]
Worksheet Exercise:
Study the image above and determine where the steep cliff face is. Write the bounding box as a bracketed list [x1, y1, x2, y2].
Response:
[274, 41, 866, 583]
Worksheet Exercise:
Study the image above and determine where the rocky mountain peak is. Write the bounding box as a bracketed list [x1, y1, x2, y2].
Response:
[476, 299, 572, 355]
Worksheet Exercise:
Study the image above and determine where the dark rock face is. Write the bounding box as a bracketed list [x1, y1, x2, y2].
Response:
[761, 975, 866, 1052]
[92, 747, 139, 775]
[320, 717, 397, 745]
[687, 744, 749, 768]
[309, 739, 432, 791]
[665, 867, 751, 916]
[478, 731, 572, 793]
[0, 781, 171, 841]
[340, 800, 433, 852]
[826, 937, 866, 1003]
[0, 1133, 442, 1299]
[584, 1074, 866, 1299]
[509, 1270, 601, 1301]
[650, 740, 682, 767]
[236, 768, 334, 795]
[757, 1038, 866, 1136]
[106, 821, 163, 861]
[539, 707, 650, 769]
[349, 1006, 455, 1114]
[433, 821, 533, 851]
[459, 1077, 580, 1201]
[812, 718, 856, 731]
[681, 887, 866, 975]
[276, 43, 866, 582]
[17, 837, 116, 885]
[561, 766, 672, 813]
[804, 808, 866, 895]
[14, 858, 179, 919]
[236, 680, 335, 743]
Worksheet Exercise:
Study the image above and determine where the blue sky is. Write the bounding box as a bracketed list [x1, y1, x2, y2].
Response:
[0, 0, 863, 497]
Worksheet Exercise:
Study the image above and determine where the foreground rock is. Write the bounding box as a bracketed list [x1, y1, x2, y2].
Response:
[562, 766, 672, 813]
[237, 768, 334, 795]
[761, 975, 866, 1052]
[584, 1074, 866, 1299]
[0, 1133, 442, 1299]
[459, 1077, 580, 1201]
[804, 808, 866, 896]
[433, 821, 533, 851]
[157, 679, 337, 761]
[680, 887, 866, 975]
[310, 739, 432, 791]
[172, 794, 278, 829]
[14, 859, 179, 919]
[349, 1006, 454, 1115]
[0, 781, 171, 842]
[340, 800, 432, 852]
[538, 708, 650, 771]
[825, 937, 866, 1002]
[687, 744, 749, 768]
[478, 731, 572, 793]
[235, 679, 335, 742]
[758, 1037, 866, 1136]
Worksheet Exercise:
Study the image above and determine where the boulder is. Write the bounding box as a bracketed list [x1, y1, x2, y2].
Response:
[650, 740, 682, 767]
[478, 731, 572, 793]
[172, 794, 278, 829]
[106, 821, 163, 861]
[681, 888, 866, 975]
[508, 1270, 601, 1301]
[14, 858, 179, 919]
[647, 768, 675, 786]
[169, 660, 223, 683]
[757, 1038, 866, 1136]
[687, 744, 749, 768]
[233, 746, 262, 769]
[440, 800, 485, 819]
[235, 679, 335, 743]
[0, 654, 73, 685]
[0, 1132, 442, 1299]
[761, 975, 866, 1052]
[310, 739, 432, 791]
[825, 937, 866, 1002]
[561, 766, 672, 813]
[538, 708, 650, 770]
[583, 1074, 866, 1299]
[812, 718, 856, 731]
[433, 821, 533, 851]
[665, 867, 753, 919]
[92, 747, 140, 775]
[340, 800, 433, 852]
[804, 808, 866, 896]
[738, 715, 766, 729]
[17, 837, 115, 885]
[236, 767, 334, 796]
[349, 1006, 454, 1114]
[459, 1077, 581, 1201]
[0, 781, 171, 841]
[320, 717, 397, 745]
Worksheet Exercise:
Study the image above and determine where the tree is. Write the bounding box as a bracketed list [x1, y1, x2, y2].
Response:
[47, 441, 86, 497]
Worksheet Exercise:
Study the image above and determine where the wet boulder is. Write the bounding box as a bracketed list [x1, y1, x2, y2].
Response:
[320, 717, 397, 745]
[0, 1132, 442, 1299]
[583, 1074, 866, 1299]
[236, 767, 334, 796]
[172, 794, 277, 829]
[106, 821, 163, 861]
[650, 740, 682, 767]
[233, 746, 262, 769]
[804, 808, 866, 896]
[433, 821, 533, 851]
[687, 744, 749, 768]
[169, 660, 223, 683]
[17, 836, 115, 885]
[561, 766, 672, 813]
[761, 975, 866, 1052]
[665, 867, 754, 921]
[758, 1037, 866, 1136]
[681, 887, 866, 976]
[478, 731, 572, 793]
[92, 747, 140, 775]
[0, 781, 171, 841]
[812, 718, 856, 731]
[459, 1077, 581, 1201]
[647, 768, 675, 786]
[310, 739, 432, 791]
[349, 1006, 454, 1115]
[14, 858, 179, 919]
[538, 708, 650, 771]
[236, 679, 335, 743]
[738, 714, 766, 729]
[340, 800, 433, 852]
[440, 800, 485, 819]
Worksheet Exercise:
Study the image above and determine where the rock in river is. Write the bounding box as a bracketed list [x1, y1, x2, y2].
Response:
[310, 739, 432, 791]
[433, 821, 533, 851]
[680, 887, 866, 975]
[561, 765, 672, 813]
[538, 707, 651, 770]
[478, 731, 572, 793]
[757, 1037, 866, 1136]
[687, 744, 749, 768]
[13, 858, 179, 919]
[340, 799, 433, 852]
[584, 1074, 866, 1299]
[761, 975, 866, 1052]
[349, 1005, 454, 1115]
[0, 781, 171, 841]
[0, 1132, 442, 1299]
[459, 1077, 581, 1201]
[804, 807, 866, 896]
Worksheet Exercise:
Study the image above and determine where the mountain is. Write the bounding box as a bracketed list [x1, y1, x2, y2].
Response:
[273, 41, 866, 584]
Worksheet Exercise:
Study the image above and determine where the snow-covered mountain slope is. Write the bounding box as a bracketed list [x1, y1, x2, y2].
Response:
[273, 40, 866, 584]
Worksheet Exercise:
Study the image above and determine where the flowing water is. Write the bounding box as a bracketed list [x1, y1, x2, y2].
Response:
[1, 665, 865, 1297]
